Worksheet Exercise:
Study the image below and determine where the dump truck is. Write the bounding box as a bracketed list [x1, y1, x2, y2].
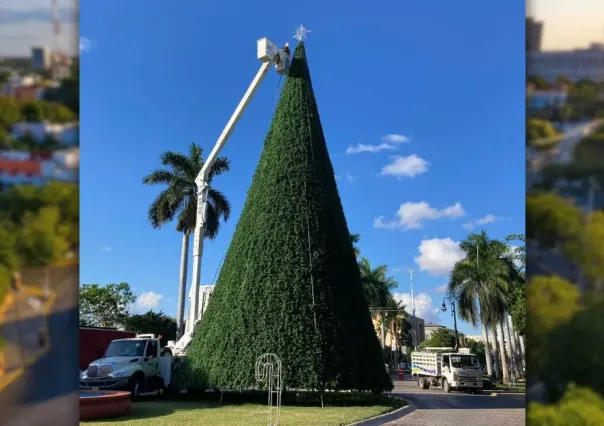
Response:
[411, 347, 482, 393]
[79, 334, 183, 398]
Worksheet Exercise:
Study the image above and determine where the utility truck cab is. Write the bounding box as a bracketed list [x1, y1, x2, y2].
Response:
[411, 347, 482, 393]
[79, 334, 175, 398]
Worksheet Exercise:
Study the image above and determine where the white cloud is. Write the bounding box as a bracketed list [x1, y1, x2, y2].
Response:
[346, 143, 395, 154]
[462, 214, 502, 230]
[100, 246, 112, 252]
[382, 134, 409, 144]
[380, 155, 429, 178]
[345, 134, 409, 155]
[344, 172, 356, 183]
[131, 291, 164, 313]
[80, 36, 91, 53]
[434, 284, 448, 293]
[414, 238, 464, 276]
[335, 172, 356, 183]
[392, 292, 440, 323]
[374, 201, 465, 230]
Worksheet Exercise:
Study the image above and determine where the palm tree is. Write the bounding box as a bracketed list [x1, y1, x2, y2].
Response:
[448, 231, 518, 384]
[350, 233, 361, 258]
[143, 143, 231, 339]
[358, 257, 398, 350]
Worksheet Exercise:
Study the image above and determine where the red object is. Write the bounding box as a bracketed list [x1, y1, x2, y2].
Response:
[80, 327, 136, 371]
[397, 368, 404, 380]
[80, 390, 132, 420]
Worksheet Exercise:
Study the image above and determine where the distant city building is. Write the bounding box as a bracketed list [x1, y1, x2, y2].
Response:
[31, 46, 51, 70]
[50, 52, 72, 80]
[526, 17, 543, 52]
[424, 322, 446, 340]
[528, 43, 604, 82]
[11, 122, 79, 146]
[466, 335, 483, 343]
[527, 89, 568, 109]
[0, 149, 79, 190]
[0, 73, 43, 99]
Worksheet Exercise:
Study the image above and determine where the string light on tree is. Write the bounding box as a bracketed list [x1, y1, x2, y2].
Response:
[293, 24, 311, 42]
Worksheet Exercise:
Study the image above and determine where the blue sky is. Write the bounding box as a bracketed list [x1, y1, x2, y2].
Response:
[79, 0, 525, 335]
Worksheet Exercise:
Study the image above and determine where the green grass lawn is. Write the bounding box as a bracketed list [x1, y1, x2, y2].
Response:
[82, 397, 400, 426]
[495, 382, 526, 393]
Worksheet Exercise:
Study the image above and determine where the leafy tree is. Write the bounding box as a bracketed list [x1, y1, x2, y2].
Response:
[350, 233, 361, 257]
[16, 206, 70, 268]
[528, 385, 604, 425]
[124, 310, 176, 347]
[526, 118, 557, 147]
[448, 231, 518, 383]
[526, 193, 583, 248]
[544, 297, 604, 399]
[20, 101, 44, 122]
[188, 42, 392, 394]
[420, 327, 456, 348]
[358, 257, 397, 310]
[528, 75, 550, 90]
[526, 276, 581, 377]
[80, 283, 136, 328]
[143, 143, 231, 338]
[467, 339, 486, 366]
[0, 97, 22, 130]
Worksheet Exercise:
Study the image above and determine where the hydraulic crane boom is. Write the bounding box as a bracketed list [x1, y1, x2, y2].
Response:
[172, 38, 290, 354]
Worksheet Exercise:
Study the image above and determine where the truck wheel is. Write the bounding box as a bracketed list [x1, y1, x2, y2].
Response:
[424, 380, 430, 390]
[443, 378, 451, 393]
[128, 374, 144, 400]
[418, 377, 424, 389]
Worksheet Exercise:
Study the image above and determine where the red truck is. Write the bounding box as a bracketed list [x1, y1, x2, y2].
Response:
[80, 327, 136, 371]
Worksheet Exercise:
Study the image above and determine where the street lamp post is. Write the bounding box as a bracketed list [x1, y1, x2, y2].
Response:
[441, 296, 459, 350]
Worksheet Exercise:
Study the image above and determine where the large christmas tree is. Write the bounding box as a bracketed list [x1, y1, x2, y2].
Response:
[188, 42, 392, 393]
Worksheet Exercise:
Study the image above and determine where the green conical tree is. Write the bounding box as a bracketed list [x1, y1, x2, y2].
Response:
[188, 42, 392, 394]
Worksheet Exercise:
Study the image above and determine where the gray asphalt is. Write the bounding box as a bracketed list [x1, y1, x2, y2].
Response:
[0, 264, 79, 426]
[383, 379, 525, 426]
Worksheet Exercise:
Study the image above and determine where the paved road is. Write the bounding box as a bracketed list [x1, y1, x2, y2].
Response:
[386, 379, 525, 426]
[0, 264, 79, 426]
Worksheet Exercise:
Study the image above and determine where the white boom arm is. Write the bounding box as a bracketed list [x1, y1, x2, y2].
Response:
[178, 38, 289, 349]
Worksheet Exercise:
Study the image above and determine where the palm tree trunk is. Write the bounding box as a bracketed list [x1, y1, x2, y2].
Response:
[175, 232, 190, 340]
[519, 335, 526, 362]
[502, 319, 516, 382]
[506, 315, 521, 379]
[481, 323, 494, 377]
[496, 322, 509, 384]
[380, 314, 386, 349]
[490, 326, 501, 382]
[515, 330, 524, 372]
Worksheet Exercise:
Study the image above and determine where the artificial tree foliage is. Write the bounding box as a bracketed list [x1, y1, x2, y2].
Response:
[188, 42, 392, 394]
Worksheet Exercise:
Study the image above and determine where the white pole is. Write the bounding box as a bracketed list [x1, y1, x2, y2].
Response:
[410, 269, 418, 349]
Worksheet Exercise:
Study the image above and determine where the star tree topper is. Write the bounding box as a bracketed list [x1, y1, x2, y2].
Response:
[293, 24, 311, 42]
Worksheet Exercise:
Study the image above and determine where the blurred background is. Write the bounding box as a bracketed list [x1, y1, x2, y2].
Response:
[526, 0, 604, 424]
[0, 0, 79, 425]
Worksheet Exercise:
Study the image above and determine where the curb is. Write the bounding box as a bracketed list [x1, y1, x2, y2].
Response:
[348, 399, 416, 426]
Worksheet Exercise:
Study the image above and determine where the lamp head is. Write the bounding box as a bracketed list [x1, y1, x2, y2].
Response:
[441, 302, 447, 312]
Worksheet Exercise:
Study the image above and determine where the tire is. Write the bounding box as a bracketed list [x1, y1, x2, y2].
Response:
[418, 377, 424, 389]
[128, 374, 144, 400]
[443, 378, 451, 393]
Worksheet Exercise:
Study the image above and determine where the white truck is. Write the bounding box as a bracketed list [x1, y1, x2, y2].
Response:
[79, 334, 185, 398]
[411, 347, 483, 393]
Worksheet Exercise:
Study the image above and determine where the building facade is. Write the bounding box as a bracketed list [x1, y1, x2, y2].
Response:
[31, 46, 51, 70]
[424, 323, 446, 340]
[528, 43, 604, 82]
[526, 17, 543, 52]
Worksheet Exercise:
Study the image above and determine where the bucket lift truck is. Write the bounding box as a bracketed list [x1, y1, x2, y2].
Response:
[169, 38, 290, 356]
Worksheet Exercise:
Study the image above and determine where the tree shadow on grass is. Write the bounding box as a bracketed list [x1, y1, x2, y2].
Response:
[201, 390, 403, 408]
[83, 400, 218, 423]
